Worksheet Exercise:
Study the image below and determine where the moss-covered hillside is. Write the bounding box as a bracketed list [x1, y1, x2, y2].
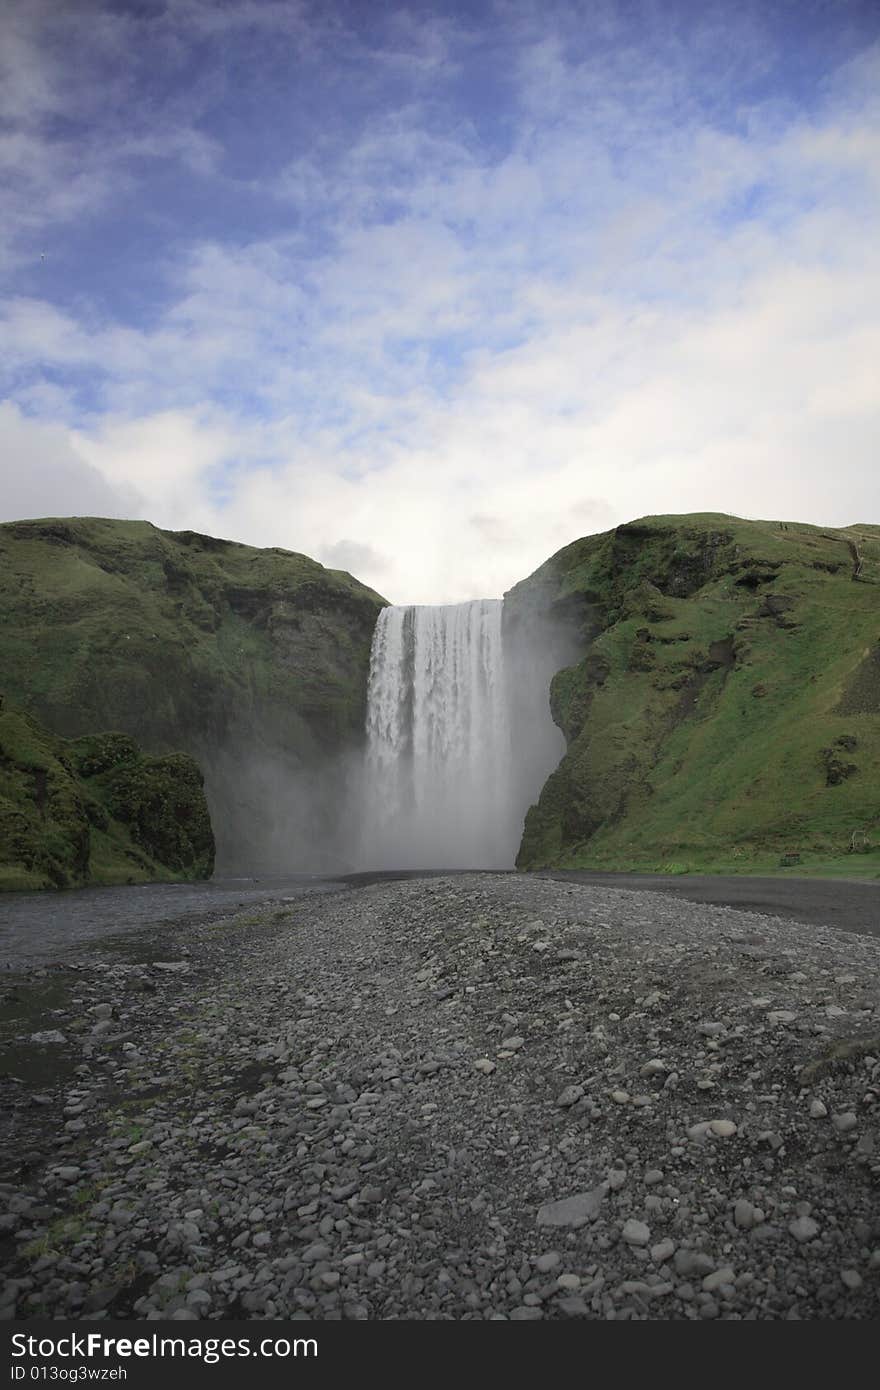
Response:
[0, 702, 214, 891]
[0, 518, 387, 871]
[508, 514, 880, 876]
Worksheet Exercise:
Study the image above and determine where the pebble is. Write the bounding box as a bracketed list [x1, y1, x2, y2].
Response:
[301, 1243, 331, 1264]
[709, 1119, 737, 1138]
[535, 1252, 561, 1273]
[650, 1240, 675, 1262]
[734, 1200, 755, 1230]
[687, 1122, 711, 1139]
[556, 1085, 584, 1107]
[557, 1296, 588, 1317]
[832, 1113, 857, 1134]
[621, 1220, 651, 1247]
[789, 1217, 820, 1243]
[702, 1266, 735, 1292]
[5, 872, 880, 1325]
[537, 1187, 607, 1228]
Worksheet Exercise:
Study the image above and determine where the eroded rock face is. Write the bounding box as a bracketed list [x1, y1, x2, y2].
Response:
[0, 518, 387, 873]
[505, 514, 880, 872]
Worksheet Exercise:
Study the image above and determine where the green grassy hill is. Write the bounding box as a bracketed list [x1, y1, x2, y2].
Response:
[0, 518, 387, 872]
[0, 702, 214, 891]
[507, 514, 880, 877]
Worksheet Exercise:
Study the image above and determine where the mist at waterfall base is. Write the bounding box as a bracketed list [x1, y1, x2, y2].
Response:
[354, 599, 576, 871]
[204, 742, 362, 876]
[207, 597, 578, 875]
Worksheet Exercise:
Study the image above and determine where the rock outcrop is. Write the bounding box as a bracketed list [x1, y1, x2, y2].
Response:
[507, 514, 880, 874]
[0, 702, 214, 890]
[0, 518, 387, 873]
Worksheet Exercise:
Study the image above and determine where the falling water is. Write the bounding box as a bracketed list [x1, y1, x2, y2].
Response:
[359, 601, 519, 868]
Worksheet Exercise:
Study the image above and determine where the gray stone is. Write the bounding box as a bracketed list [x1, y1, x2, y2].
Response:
[832, 1112, 857, 1134]
[709, 1119, 737, 1137]
[621, 1220, 651, 1247]
[650, 1239, 675, 1262]
[537, 1186, 607, 1228]
[557, 1296, 588, 1316]
[556, 1085, 584, 1108]
[535, 1252, 561, 1273]
[789, 1216, 819, 1243]
[734, 1199, 755, 1230]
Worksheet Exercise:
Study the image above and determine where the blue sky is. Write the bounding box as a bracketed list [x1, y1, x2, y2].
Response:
[1, 0, 878, 601]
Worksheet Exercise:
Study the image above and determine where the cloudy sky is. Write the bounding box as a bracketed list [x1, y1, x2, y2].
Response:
[1, 0, 878, 602]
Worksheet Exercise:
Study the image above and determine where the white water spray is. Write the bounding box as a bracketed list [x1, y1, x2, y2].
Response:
[360, 601, 520, 868]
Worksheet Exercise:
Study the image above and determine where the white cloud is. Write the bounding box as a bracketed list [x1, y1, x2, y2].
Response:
[72, 411, 221, 483]
[318, 538, 391, 581]
[0, 7, 878, 601]
[0, 402, 144, 522]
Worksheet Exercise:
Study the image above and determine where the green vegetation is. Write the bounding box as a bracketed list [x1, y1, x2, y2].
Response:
[509, 514, 880, 875]
[4, 510, 876, 884]
[0, 701, 214, 891]
[798, 1033, 880, 1083]
[0, 517, 387, 870]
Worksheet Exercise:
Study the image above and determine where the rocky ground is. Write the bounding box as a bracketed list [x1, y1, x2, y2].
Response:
[1, 874, 879, 1321]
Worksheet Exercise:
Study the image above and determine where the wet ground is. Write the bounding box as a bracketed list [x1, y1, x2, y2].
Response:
[1, 868, 877, 970]
[539, 870, 880, 940]
[0, 875, 348, 968]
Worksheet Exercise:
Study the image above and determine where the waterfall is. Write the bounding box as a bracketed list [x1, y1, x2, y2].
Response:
[359, 601, 518, 868]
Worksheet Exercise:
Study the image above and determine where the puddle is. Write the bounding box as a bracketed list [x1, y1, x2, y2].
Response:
[0, 974, 81, 1086]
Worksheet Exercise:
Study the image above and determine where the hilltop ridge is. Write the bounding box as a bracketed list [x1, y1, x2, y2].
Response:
[1, 510, 878, 885]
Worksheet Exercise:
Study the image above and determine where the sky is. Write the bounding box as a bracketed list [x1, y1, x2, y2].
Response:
[1, 0, 878, 604]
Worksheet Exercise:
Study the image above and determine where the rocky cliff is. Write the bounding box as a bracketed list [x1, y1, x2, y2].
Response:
[0, 702, 214, 890]
[507, 514, 880, 876]
[0, 518, 387, 873]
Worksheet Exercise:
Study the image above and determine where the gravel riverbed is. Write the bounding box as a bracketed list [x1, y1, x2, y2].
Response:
[1, 874, 879, 1321]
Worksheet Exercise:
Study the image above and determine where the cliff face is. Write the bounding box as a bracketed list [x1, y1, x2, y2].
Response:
[0, 703, 214, 890]
[507, 514, 880, 875]
[0, 518, 387, 873]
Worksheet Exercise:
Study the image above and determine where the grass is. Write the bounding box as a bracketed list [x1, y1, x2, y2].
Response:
[799, 1034, 880, 1083]
[21, 1211, 91, 1260]
[0, 517, 387, 872]
[4, 510, 876, 881]
[0, 516, 386, 760]
[512, 514, 880, 874]
[0, 702, 214, 891]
